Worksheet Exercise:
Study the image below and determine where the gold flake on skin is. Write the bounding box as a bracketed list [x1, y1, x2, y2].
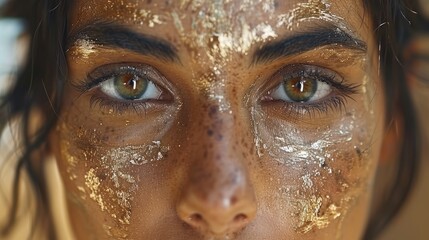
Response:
[105, 142, 170, 167]
[133, 9, 165, 28]
[254, 86, 376, 234]
[277, 0, 344, 30]
[162, 1, 281, 111]
[171, 1, 278, 64]
[84, 168, 107, 211]
[67, 39, 97, 59]
[294, 195, 342, 233]
[59, 119, 169, 238]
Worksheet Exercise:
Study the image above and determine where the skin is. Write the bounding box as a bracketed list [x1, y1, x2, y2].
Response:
[49, 0, 386, 239]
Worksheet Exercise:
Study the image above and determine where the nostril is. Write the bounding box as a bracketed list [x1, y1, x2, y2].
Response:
[186, 213, 208, 230]
[189, 213, 203, 223]
[233, 213, 248, 223]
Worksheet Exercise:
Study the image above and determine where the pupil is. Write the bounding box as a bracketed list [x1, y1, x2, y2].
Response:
[284, 77, 317, 102]
[295, 81, 305, 93]
[124, 79, 137, 90]
[114, 73, 148, 100]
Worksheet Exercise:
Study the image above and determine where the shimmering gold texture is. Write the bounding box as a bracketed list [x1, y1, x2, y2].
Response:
[168, 1, 280, 112]
[294, 195, 341, 233]
[277, 0, 344, 30]
[68, 39, 97, 59]
[132, 9, 165, 28]
[59, 120, 170, 238]
[84, 168, 106, 211]
[171, 0, 277, 63]
[254, 69, 376, 235]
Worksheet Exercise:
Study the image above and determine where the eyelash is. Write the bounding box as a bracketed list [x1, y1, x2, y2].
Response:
[262, 64, 360, 118]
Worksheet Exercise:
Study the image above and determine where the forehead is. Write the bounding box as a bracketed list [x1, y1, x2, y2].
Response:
[67, 0, 372, 77]
[69, 0, 365, 36]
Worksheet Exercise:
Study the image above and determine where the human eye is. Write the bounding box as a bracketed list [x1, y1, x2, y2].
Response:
[261, 64, 359, 117]
[77, 63, 173, 114]
[99, 69, 162, 101]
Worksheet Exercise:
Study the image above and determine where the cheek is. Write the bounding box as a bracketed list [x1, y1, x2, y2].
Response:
[251, 106, 382, 234]
[53, 107, 172, 238]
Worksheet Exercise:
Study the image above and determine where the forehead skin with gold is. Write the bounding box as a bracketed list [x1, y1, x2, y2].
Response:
[50, 0, 385, 239]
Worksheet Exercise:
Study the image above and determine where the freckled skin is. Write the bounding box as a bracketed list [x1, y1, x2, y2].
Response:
[49, 0, 387, 239]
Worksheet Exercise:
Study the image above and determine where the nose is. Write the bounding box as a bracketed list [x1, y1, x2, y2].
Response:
[176, 105, 257, 236]
[177, 170, 257, 235]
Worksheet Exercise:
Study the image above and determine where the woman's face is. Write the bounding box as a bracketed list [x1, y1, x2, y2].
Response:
[50, 0, 385, 239]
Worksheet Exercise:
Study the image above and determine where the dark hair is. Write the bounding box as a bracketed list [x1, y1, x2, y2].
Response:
[0, 0, 421, 239]
[362, 0, 421, 238]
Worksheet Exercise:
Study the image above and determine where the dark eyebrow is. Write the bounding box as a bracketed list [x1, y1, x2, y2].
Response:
[252, 27, 367, 65]
[67, 21, 179, 62]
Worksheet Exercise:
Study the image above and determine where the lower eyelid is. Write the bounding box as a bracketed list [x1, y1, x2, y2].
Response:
[88, 92, 169, 115]
[260, 94, 350, 121]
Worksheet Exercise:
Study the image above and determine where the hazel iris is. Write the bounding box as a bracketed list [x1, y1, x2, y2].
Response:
[114, 73, 148, 100]
[284, 77, 317, 102]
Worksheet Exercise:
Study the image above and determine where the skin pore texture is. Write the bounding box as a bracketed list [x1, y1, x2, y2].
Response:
[49, 0, 385, 239]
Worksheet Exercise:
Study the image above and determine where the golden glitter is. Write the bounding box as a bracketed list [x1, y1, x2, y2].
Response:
[169, 1, 280, 112]
[60, 122, 173, 237]
[84, 168, 106, 211]
[277, 0, 344, 30]
[132, 9, 165, 28]
[257, 107, 373, 234]
[104, 141, 170, 168]
[295, 195, 341, 233]
[171, 2, 278, 64]
[68, 39, 97, 59]
[94, 141, 170, 228]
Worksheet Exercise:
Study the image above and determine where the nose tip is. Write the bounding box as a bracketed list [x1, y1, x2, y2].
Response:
[177, 192, 256, 235]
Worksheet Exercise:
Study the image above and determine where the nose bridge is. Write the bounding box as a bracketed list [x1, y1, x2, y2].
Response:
[189, 103, 250, 205]
[177, 102, 257, 235]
